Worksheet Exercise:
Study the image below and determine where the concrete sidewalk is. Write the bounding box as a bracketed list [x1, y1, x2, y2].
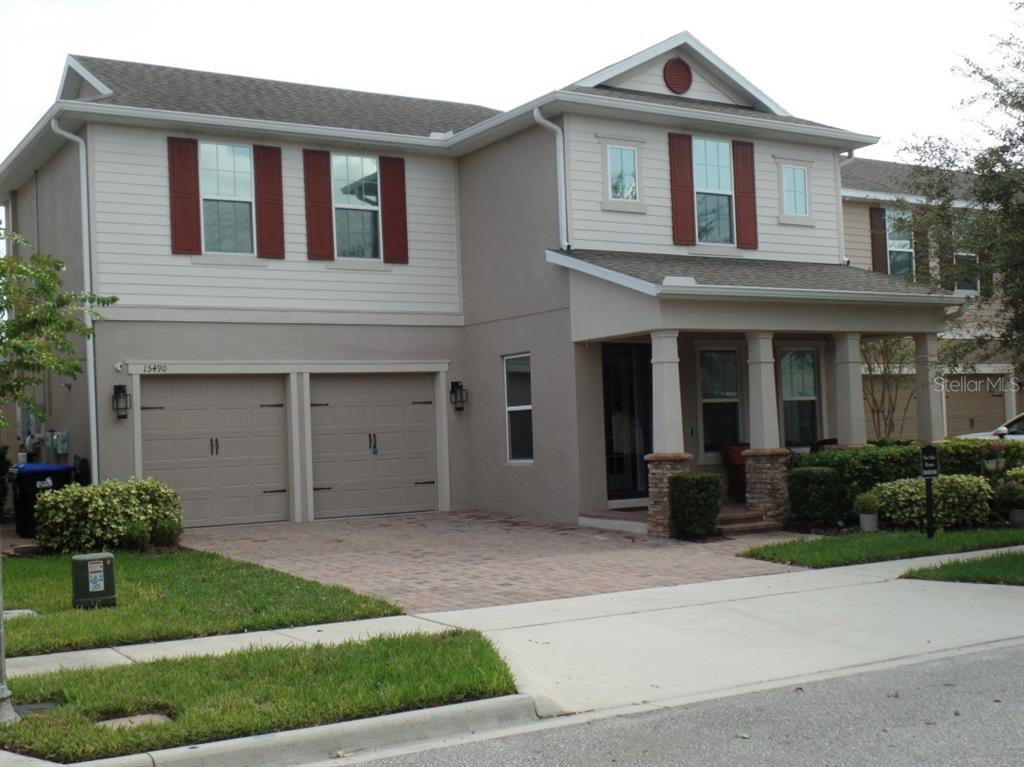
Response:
[424, 546, 1024, 716]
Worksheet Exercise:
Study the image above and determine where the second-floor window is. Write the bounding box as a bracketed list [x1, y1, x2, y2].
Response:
[693, 138, 734, 244]
[782, 165, 809, 217]
[954, 253, 979, 294]
[885, 209, 915, 280]
[332, 154, 380, 260]
[200, 143, 254, 254]
[608, 146, 638, 201]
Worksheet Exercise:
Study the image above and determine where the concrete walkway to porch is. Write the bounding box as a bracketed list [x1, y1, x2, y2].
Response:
[183, 511, 804, 613]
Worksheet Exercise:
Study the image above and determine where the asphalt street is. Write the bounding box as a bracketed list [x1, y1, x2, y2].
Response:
[356, 645, 1024, 767]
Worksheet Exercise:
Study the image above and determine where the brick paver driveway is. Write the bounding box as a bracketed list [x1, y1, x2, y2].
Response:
[183, 511, 805, 613]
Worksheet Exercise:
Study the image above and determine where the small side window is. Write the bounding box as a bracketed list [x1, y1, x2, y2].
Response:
[504, 354, 533, 462]
[782, 165, 808, 216]
[885, 209, 915, 280]
[608, 146, 638, 201]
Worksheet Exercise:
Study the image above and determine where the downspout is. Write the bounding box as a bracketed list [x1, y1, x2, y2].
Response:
[532, 108, 570, 251]
[50, 118, 99, 480]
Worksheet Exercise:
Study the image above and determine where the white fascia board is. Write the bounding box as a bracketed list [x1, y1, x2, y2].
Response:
[655, 282, 965, 306]
[544, 249, 658, 296]
[59, 56, 114, 100]
[841, 187, 975, 208]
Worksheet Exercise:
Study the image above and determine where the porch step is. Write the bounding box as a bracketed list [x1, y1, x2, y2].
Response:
[716, 518, 785, 535]
[716, 509, 763, 524]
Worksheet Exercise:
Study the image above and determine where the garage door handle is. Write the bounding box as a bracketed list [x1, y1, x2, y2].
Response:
[209, 438, 214, 456]
[262, 488, 286, 494]
[215, 437, 219, 455]
[368, 432, 372, 449]
[313, 486, 332, 492]
[414, 480, 436, 486]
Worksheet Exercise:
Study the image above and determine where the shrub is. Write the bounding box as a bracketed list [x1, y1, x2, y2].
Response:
[34, 477, 183, 553]
[795, 445, 920, 518]
[853, 491, 880, 516]
[1004, 466, 1024, 483]
[787, 467, 844, 530]
[669, 474, 723, 539]
[874, 474, 992, 531]
[939, 439, 1024, 474]
[993, 480, 1024, 519]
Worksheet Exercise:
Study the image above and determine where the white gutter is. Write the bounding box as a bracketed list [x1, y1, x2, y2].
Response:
[532, 108, 570, 250]
[50, 118, 100, 480]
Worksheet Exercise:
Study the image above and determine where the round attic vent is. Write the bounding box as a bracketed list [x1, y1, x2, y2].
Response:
[663, 57, 693, 95]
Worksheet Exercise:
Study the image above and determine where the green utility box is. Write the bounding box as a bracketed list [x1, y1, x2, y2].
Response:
[72, 552, 117, 608]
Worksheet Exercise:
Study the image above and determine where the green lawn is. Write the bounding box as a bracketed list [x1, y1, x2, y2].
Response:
[902, 551, 1024, 586]
[2, 551, 400, 656]
[740, 529, 1024, 568]
[0, 630, 516, 763]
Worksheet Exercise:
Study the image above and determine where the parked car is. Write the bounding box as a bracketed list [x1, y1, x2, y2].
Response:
[958, 413, 1024, 441]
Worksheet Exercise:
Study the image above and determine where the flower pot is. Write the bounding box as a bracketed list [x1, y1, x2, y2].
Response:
[984, 458, 1007, 472]
[1009, 509, 1024, 529]
[859, 512, 879, 533]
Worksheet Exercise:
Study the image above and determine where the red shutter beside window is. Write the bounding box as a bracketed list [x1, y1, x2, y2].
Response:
[869, 206, 889, 274]
[732, 140, 758, 250]
[253, 145, 285, 259]
[379, 156, 408, 264]
[167, 137, 201, 255]
[303, 149, 333, 260]
[668, 133, 696, 246]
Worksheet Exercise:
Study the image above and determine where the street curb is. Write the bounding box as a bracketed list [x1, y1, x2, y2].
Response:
[0, 695, 537, 767]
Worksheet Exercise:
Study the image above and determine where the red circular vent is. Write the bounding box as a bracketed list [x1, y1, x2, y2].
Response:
[663, 58, 693, 95]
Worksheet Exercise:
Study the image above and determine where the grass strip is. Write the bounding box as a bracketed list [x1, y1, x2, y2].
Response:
[0, 630, 515, 763]
[2, 551, 400, 656]
[902, 551, 1024, 585]
[740, 529, 1024, 568]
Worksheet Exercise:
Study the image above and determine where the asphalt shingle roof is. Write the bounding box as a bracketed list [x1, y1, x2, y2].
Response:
[563, 249, 950, 296]
[841, 157, 973, 198]
[71, 56, 500, 137]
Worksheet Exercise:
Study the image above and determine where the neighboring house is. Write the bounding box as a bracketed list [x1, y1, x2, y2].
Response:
[0, 33, 964, 534]
[840, 158, 1021, 438]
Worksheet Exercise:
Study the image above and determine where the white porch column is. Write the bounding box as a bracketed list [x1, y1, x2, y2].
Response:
[746, 331, 780, 449]
[650, 330, 685, 453]
[833, 332, 868, 445]
[915, 332, 945, 442]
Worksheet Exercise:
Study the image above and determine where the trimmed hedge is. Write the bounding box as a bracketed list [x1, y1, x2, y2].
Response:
[1005, 466, 1024, 483]
[787, 467, 844, 530]
[669, 474, 723, 539]
[35, 478, 183, 553]
[873, 474, 993, 531]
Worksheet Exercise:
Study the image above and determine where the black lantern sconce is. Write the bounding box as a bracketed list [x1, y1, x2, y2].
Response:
[449, 381, 468, 411]
[112, 385, 132, 419]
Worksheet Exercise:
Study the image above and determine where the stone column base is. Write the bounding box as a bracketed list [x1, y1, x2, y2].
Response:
[644, 452, 694, 537]
[742, 448, 791, 521]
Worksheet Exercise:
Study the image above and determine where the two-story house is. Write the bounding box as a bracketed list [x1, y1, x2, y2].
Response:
[0, 33, 962, 535]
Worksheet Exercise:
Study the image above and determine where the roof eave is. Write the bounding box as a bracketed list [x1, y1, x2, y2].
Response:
[841, 187, 975, 208]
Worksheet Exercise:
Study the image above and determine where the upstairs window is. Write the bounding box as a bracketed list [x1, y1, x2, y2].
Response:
[332, 154, 380, 260]
[885, 209, 915, 280]
[608, 146, 638, 201]
[693, 138, 734, 244]
[782, 165, 809, 216]
[953, 253, 979, 294]
[199, 143, 254, 254]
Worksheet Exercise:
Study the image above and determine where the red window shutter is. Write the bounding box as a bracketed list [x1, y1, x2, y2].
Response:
[379, 156, 408, 264]
[167, 137, 201, 255]
[668, 133, 696, 245]
[253, 145, 285, 259]
[732, 140, 758, 250]
[303, 149, 333, 260]
[869, 206, 889, 274]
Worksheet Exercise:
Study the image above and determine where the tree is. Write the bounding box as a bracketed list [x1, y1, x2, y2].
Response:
[0, 229, 116, 722]
[861, 337, 917, 439]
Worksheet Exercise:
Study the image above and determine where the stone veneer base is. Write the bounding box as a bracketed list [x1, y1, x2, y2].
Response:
[644, 452, 694, 537]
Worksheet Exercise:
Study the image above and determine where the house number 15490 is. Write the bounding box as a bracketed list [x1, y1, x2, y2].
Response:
[143, 364, 168, 373]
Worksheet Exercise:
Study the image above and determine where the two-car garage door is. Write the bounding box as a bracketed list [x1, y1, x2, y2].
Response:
[141, 374, 436, 527]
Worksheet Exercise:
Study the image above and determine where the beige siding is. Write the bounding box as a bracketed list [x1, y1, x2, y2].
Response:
[606, 52, 750, 106]
[88, 123, 462, 316]
[843, 199, 874, 271]
[565, 115, 843, 262]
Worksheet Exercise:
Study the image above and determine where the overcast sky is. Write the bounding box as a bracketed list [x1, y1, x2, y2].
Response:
[0, 0, 1015, 167]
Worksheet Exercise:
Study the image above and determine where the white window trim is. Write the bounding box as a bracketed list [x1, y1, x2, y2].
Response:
[693, 136, 736, 246]
[198, 141, 257, 256]
[596, 134, 647, 214]
[774, 156, 815, 227]
[694, 340, 747, 466]
[503, 352, 534, 464]
[775, 342, 827, 452]
[953, 252, 980, 296]
[885, 209, 915, 281]
[330, 152, 384, 262]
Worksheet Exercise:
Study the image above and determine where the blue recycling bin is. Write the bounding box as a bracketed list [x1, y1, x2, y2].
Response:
[8, 463, 76, 538]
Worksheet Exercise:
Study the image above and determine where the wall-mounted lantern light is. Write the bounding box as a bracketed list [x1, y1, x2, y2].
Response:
[449, 381, 468, 411]
[112, 385, 132, 419]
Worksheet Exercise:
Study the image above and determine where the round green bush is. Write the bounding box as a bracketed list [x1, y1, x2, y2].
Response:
[668, 473, 723, 539]
[787, 467, 844, 530]
[1005, 466, 1024, 483]
[34, 477, 184, 553]
[873, 474, 993, 531]
[853, 491, 880, 516]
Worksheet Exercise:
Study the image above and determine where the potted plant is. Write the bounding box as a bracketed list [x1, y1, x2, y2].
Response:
[994, 480, 1024, 528]
[981, 442, 1007, 472]
[854, 490, 880, 533]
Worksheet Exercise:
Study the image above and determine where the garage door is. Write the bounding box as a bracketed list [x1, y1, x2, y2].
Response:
[141, 376, 290, 527]
[310, 374, 436, 519]
[945, 374, 1006, 436]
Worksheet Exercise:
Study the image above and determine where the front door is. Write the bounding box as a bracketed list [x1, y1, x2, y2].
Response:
[602, 344, 653, 500]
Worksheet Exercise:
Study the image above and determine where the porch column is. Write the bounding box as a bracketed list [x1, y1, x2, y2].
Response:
[645, 330, 691, 537]
[743, 331, 789, 521]
[834, 332, 868, 446]
[915, 332, 945, 442]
